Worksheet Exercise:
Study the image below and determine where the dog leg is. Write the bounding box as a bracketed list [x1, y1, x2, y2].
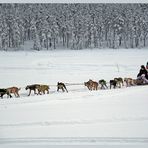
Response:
[28, 90, 31, 96]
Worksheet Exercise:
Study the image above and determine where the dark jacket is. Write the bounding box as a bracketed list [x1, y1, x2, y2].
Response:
[146, 62, 148, 70]
[137, 68, 148, 79]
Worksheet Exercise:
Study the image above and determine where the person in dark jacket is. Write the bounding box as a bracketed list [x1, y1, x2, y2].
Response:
[137, 65, 148, 84]
[146, 62, 148, 70]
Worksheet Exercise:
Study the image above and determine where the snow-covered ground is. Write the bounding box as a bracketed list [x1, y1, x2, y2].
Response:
[0, 49, 148, 147]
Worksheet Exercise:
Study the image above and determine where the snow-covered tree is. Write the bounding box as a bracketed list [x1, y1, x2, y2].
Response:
[0, 3, 148, 50]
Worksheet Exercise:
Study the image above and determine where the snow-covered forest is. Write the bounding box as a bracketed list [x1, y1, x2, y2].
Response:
[0, 3, 148, 50]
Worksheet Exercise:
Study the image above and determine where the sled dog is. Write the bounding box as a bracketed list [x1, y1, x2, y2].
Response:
[84, 79, 98, 91]
[99, 79, 108, 89]
[57, 82, 68, 92]
[114, 77, 124, 88]
[110, 80, 117, 89]
[124, 78, 135, 87]
[7, 87, 21, 97]
[25, 84, 40, 96]
[36, 85, 49, 95]
[0, 88, 12, 98]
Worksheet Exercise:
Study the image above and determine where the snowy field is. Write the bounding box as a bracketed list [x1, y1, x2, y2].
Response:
[0, 49, 148, 147]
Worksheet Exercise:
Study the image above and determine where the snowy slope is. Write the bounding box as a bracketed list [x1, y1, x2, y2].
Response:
[0, 49, 148, 147]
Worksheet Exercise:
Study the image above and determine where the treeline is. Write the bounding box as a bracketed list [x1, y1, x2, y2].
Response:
[0, 3, 148, 50]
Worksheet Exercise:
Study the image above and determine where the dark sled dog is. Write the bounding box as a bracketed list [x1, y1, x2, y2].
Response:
[114, 77, 124, 88]
[25, 84, 40, 96]
[109, 80, 117, 89]
[99, 79, 108, 89]
[57, 82, 68, 92]
[0, 88, 12, 98]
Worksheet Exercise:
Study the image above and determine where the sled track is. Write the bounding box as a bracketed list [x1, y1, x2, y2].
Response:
[0, 137, 148, 145]
[0, 116, 148, 127]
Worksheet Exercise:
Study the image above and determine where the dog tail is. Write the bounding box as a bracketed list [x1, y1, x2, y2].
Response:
[18, 88, 21, 91]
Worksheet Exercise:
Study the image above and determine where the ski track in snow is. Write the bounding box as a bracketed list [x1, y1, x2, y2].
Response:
[0, 116, 148, 127]
[0, 137, 148, 145]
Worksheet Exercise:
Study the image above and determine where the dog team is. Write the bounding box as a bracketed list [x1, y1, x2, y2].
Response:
[0, 82, 68, 98]
[84, 63, 148, 90]
[84, 77, 143, 91]
[0, 64, 148, 98]
[0, 77, 144, 99]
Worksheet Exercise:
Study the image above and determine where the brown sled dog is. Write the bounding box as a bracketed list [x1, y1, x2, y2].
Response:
[7, 87, 21, 97]
[134, 79, 144, 85]
[36, 85, 50, 95]
[57, 82, 68, 92]
[124, 78, 135, 87]
[84, 79, 98, 91]
[25, 84, 40, 96]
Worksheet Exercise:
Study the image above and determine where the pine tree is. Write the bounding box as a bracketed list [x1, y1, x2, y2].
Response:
[0, 4, 148, 50]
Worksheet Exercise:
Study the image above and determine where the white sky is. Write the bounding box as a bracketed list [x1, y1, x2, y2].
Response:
[0, 0, 148, 3]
